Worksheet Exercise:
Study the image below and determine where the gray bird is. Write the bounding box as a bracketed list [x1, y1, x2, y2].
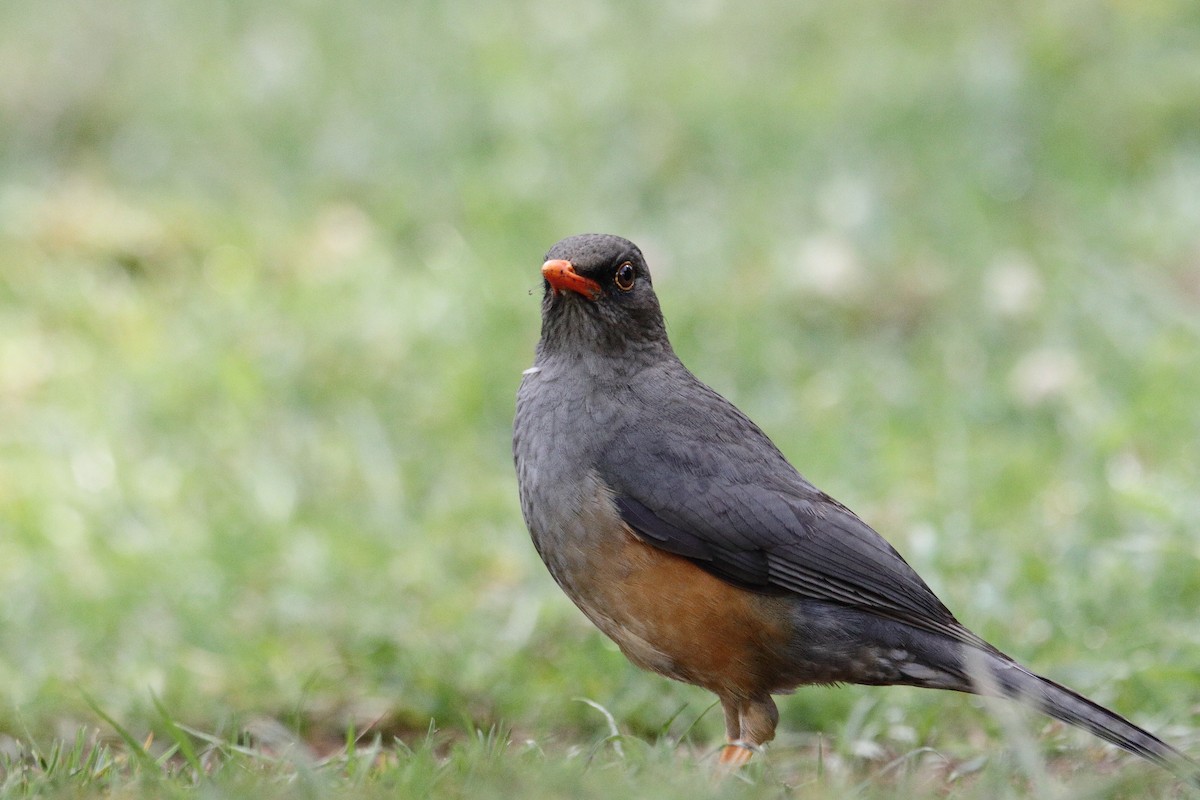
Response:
[512, 232, 1196, 780]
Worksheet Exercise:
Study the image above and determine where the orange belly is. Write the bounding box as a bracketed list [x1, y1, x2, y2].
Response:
[564, 525, 794, 699]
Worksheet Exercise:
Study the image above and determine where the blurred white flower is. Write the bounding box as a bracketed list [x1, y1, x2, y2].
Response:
[1008, 346, 1080, 406]
[788, 232, 866, 299]
[984, 251, 1043, 318]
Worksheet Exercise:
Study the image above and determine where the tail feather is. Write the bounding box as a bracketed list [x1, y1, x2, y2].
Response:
[966, 647, 1199, 785]
[796, 603, 1195, 782]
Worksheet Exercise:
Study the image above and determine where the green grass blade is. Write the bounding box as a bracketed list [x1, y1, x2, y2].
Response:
[150, 693, 203, 775]
[80, 691, 159, 772]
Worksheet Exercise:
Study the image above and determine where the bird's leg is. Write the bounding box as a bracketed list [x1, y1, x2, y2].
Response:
[717, 696, 754, 767]
[717, 695, 778, 767]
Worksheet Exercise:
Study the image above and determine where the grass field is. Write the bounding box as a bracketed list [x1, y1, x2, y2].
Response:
[2, 0, 1199, 796]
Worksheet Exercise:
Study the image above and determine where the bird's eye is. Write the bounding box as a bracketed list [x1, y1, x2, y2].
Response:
[614, 262, 636, 291]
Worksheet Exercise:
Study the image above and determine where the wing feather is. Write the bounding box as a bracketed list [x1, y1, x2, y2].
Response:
[601, 363, 986, 648]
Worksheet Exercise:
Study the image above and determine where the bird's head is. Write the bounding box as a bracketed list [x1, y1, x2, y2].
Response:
[537, 233, 670, 357]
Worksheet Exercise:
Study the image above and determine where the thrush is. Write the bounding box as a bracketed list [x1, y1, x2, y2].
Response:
[512, 232, 1195, 780]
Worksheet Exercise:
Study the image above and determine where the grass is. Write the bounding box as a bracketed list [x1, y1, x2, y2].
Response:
[1, 0, 1199, 796]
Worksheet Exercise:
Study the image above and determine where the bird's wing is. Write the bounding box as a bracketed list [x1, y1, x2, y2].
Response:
[600, 370, 985, 648]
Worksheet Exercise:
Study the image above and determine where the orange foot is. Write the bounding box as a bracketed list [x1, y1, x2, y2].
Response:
[717, 740, 756, 767]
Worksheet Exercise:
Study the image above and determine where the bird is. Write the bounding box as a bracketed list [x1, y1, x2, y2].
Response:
[512, 232, 1196, 781]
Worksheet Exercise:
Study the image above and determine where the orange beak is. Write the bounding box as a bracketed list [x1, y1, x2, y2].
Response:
[542, 259, 602, 301]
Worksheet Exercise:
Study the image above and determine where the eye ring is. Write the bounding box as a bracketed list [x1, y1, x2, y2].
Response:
[614, 262, 636, 291]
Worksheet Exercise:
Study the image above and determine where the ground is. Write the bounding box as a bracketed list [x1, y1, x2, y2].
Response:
[1, 0, 1199, 796]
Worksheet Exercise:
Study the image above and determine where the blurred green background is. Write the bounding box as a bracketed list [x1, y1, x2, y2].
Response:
[1, 0, 1198, 781]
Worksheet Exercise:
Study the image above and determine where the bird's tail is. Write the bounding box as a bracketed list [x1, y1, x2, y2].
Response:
[962, 646, 1198, 784]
